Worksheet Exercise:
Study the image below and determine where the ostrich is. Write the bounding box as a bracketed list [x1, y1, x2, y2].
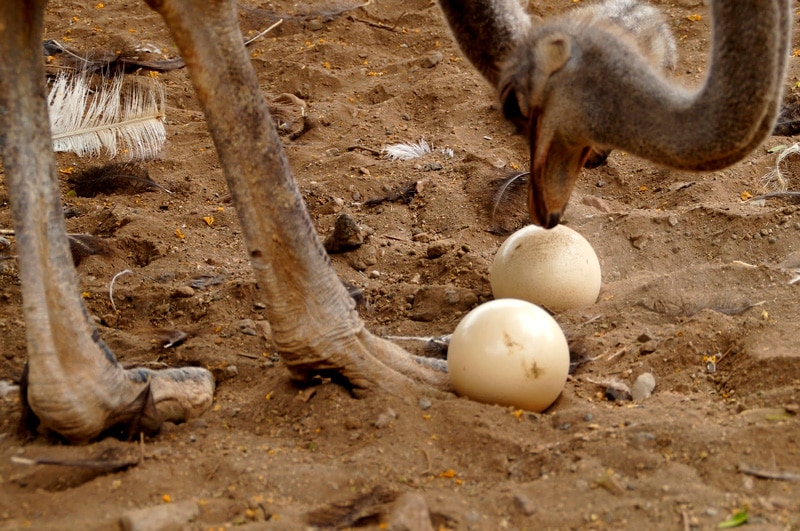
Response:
[438, 0, 790, 228]
[0, 0, 790, 442]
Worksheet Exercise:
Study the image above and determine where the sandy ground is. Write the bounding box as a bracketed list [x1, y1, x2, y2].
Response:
[2, 0, 800, 529]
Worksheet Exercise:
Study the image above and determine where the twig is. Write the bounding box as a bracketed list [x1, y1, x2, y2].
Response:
[583, 314, 604, 326]
[11, 452, 140, 471]
[243, 19, 284, 47]
[738, 464, 800, 481]
[109, 269, 133, 313]
[346, 145, 383, 156]
[419, 447, 433, 476]
[351, 10, 408, 32]
[748, 191, 800, 201]
[0, 229, 14, 236]
[383, 234, 414, 243]
[237, 352, 260, 360]
[607, 347, 627, 362]
[681, 510, 690, 531]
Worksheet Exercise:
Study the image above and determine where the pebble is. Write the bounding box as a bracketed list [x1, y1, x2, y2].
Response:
[223, 365, 239, 379]
[374, 407, 398, 429]
[513, 493, 537, 516]
[120, 500, 199, 531]
[387, 493, 434, 531]
[418, 397, 432, 411]
[631, 373, 656, 401]
[236, 319, 258, 336]
[172, 285, 195, 298]
[412, 231, 431, 243]
[410, 285, 478, 322]
[324, 213, 364, 253]
[420, 51, 443, 69]
[426, 238, 456, 258]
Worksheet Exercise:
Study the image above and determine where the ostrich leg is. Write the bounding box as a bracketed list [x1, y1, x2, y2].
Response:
[0, 0, 215, 442]
[144, 0, 450, 394]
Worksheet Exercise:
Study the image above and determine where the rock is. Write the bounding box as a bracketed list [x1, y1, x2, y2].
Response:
[172, 285, 195, 298]
[410, 285, 478, 322]
[387, 493, 434, 531]
[412, 231, 431, 243]
[374, 407, 398, 429]
[426, 238, 456, 258]
[513, 493, 537, 516]
[347, 244, 378, 272]
[418, 397, 432, 411]
[236, 319, 258, 336]
[631, 373, 656, 401]
[120, 500, 199, 531]
[639, 340, 659, 355]
[420, 52, 443, 69]
[324, 213, 364, 253]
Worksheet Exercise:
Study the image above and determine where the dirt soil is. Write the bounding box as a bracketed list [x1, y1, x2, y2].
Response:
[2, 0, 800, 529]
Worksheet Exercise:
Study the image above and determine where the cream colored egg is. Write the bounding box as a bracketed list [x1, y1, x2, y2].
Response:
[447, 299, 569, 412]
[490, 224, 601, 311]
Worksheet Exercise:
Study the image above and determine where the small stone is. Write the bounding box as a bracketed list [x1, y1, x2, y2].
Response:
[631, 373, 656, 401]
[236, 319, 258, 336]
[374, 407, 398, 429]
[368, 270, 381, 279]
[324, 213, 364, 254]
[422, 161, 442, 172]
[410, 285, 478, 322]
[418, 397, 432, 411]
[120, 500, 199, 531]
[223, 365, 239, 379]
[420, 51, 443, 69]
[344, 416, 362, 430]
[173, 285, 195, 298]
[412, 232, 431, 243]
[513, 493, 537, 516]
[426, 238, 456, 258]
[668, 215, 679, 227]
[307, 17, 324, 31]
[387, 492, 434, 531]
[639, 340, 658, 355]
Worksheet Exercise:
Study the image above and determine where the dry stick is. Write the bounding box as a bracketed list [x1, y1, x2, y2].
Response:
[0, 229, 14, 236]
[11, 452, 140, 471]
[749, 191, 800, 201]
[243, 19, 284, 47]
[352, 10, 408, 32]
[346, 145, 383, 156]
[738, 464, 800, 481]
[109, 269, 133, 313]
[681, 510, 690, 531]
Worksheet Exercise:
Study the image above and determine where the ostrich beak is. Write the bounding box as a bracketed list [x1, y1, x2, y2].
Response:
[528, 113, 591, 228]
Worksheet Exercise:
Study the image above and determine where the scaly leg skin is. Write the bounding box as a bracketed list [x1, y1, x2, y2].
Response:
[145, 0, 451, 396]
[0, 1, 214, 443]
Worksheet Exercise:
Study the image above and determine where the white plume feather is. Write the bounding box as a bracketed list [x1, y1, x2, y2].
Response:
[48, 72, 167, 160]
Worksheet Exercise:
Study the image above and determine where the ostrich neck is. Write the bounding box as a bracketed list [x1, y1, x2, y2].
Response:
[572, 0, 790, 170]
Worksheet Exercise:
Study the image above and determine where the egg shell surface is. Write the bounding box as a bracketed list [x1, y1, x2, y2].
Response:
[490, 224, 601, 311]
[447, 299, 569, 412]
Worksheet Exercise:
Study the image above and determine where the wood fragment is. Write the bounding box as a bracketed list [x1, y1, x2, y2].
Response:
[738, 464, 800, 481]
